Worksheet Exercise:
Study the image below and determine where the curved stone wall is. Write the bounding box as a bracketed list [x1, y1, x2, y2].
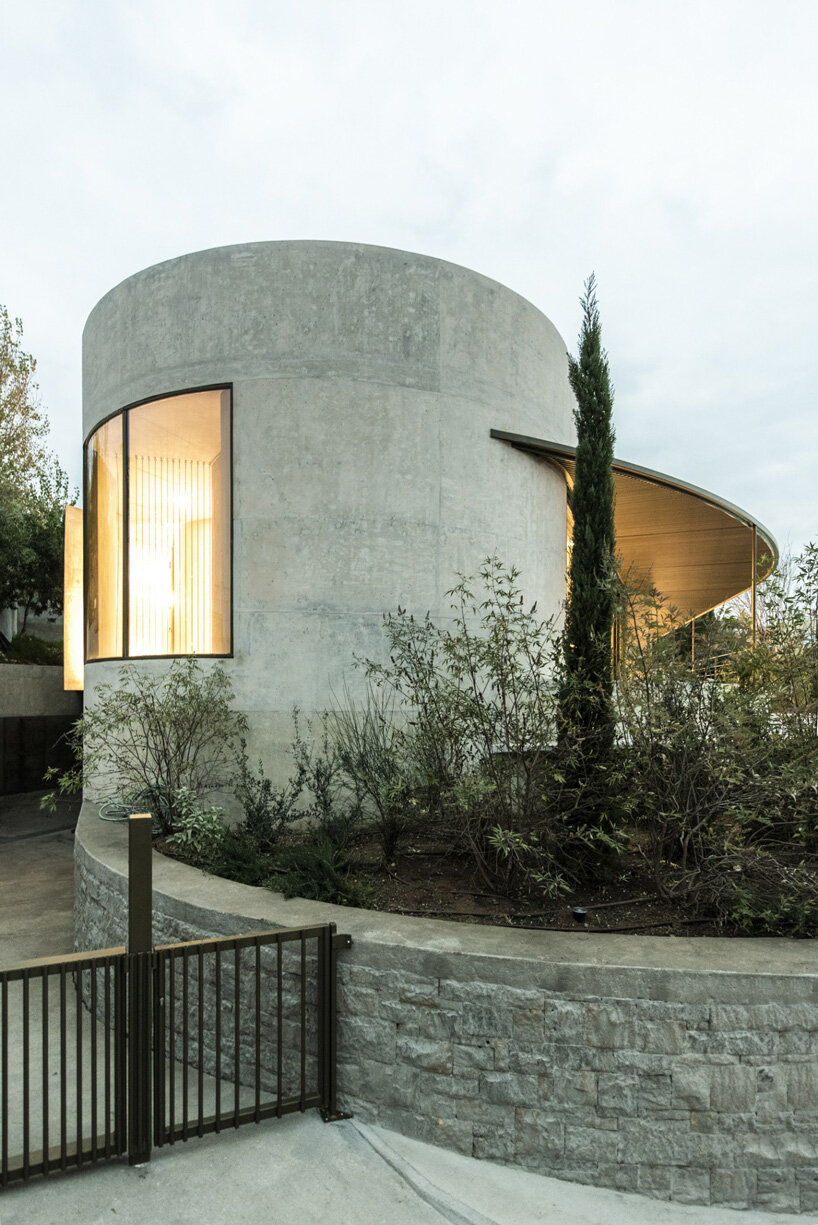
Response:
[75, 803, 818, 1213]
[82, 241, 575, 786]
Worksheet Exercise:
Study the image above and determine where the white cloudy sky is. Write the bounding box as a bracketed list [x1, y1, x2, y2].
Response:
[2, 0, 817, 555]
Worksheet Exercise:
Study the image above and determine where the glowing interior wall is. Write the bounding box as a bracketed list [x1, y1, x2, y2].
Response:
[86, 415, 123, 660]
[63, 505, 84, 690]
[84, 389, 231, 659]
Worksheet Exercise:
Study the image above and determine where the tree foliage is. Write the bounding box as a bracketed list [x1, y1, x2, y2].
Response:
[561, 274, 617, 757]
[0, 306, 74, 628]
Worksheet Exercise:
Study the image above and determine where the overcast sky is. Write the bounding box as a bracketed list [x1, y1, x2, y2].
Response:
[2, 0, 816, 557]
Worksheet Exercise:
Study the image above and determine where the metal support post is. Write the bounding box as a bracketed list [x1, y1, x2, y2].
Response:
[127, 814, 153, 1165]
[319, 924, 352, 1123]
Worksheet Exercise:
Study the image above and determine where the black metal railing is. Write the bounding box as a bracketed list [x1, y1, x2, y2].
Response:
[1, 812, 350, 1187]
[1, 923, 349, 1186]
[0, 948, 127, 1185]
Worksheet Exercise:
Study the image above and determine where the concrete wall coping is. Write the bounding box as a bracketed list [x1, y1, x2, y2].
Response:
[76, 802, 818, 1006]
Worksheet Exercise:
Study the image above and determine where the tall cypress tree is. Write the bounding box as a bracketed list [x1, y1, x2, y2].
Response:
[561, 274, 616, 758]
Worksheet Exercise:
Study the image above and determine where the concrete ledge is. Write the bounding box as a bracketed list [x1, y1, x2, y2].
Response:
[75, 801, 818, 1213]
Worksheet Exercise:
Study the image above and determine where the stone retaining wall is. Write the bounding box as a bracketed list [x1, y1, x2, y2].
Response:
[75, 802, 818, 1213]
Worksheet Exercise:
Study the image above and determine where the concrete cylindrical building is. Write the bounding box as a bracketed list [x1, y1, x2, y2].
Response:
[82, 241, 576, 785]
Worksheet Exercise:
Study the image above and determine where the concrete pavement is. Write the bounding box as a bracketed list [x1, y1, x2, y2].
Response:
[0, 792, 812, 1225]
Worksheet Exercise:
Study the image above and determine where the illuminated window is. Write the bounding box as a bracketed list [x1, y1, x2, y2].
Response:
[84, 388, 231, 659]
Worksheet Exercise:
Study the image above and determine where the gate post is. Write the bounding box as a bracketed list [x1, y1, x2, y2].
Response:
[319, 923, 352, 1123]
[127, 814, 153, 1165]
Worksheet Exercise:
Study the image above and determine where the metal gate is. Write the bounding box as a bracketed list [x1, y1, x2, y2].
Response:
[1, 815, 351, 1186]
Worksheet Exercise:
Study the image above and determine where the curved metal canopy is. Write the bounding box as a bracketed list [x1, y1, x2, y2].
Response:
[491, 430, 778, 623]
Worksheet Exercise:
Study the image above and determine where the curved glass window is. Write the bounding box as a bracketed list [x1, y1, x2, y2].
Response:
[85, 388, 231, 660]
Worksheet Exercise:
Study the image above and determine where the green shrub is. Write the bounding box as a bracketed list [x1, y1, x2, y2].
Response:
[3, 632, 63, 665]
[43, 658, 247, 833]
[272, 817, 371, 906]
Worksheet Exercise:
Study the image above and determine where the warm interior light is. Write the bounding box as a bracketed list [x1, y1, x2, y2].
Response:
[64, 505, 83, 690]
[127, 390, 230, 657]
[84, 389, 230, 660]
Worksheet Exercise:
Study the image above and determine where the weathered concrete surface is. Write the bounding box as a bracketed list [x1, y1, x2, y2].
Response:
[0, 665, 81, 719]
[82, 240, 575, 787]
[75, 802, 818, 1213]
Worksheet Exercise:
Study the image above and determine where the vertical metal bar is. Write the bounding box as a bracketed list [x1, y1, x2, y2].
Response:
[59, 964, 67, 1169]
[182, 946, 189, 1141]
[197, 947, 204, 1138]
[215, 946, 222, 1131]
[22, 969, 30, 1178]
[319, 924, 347, 1123]
[317, 928, 328, 1111]
[75, 964, 82, 1166]
[254, 941, 261, 1124]
[327, 929, 340, 1120]
[275, 937, 282, 1117]
[299, 935, 306, 1111]
[91, 964, 98, 1161]
[128, 950, 152, 1165]
[168, 950, 176, 1143]
[128, 814, 153, 955]
[42, 971, 49, 1175]
[152, 954, 162, 1148]
[752, 524, 758, 646]
[104, 959, 111, 1158]
[114, 956, 127, 1154]
[1, 975, 7, 1187]
[691, 617, 695, 669]
[234, 942, 240, 1127]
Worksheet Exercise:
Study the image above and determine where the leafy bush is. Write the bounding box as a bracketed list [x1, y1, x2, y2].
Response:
[273, 817, 371, 906]
[166, 787, 227, 863]
[44, 658, 247, 833]
[2, 632, 63, 665]
[234, 737, 305, 853]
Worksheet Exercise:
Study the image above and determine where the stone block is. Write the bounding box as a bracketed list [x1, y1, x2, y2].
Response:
[586, 1003, 636, 1050]
[453, 1041, 495, 1071]
[473, 1127, 516, 1161]
[543, 999, 586, 1043]
[395, 1034, 452, 1074]
[710, 1063, 755, 1112]
[756, 1168, 799, 1213]
[637, 1164, 672, 1199]
[795, 1167, 818, 1212]
[397, 976, 440, 1007]
[637, 1020, 687, 1055]
[455, 1098, 515, 1128]
[337, 1014, 396, 1063]
[672, 1065, 710, 1110]
[480, 1072, 538, 1106]
[459, 1004, 512, 1040]
[552, 1068, 597, 1107]
[638, 1074, 672, 1110]
[597, 1072, 637, 1116]
[514, 1108, 564, 1162]
[512, 1008, 544, 1043]
[564, 1125, 619, 1164]
[788, 1061, 818, 1109]
[508, 1043, 552, 1075]
[670, 1167, 711, 1205]
[711, 1167, 756, 1207]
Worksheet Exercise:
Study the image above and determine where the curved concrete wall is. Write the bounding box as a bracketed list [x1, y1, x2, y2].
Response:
[76, 803, 818, 1214]
[82, 241, 576, 784]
